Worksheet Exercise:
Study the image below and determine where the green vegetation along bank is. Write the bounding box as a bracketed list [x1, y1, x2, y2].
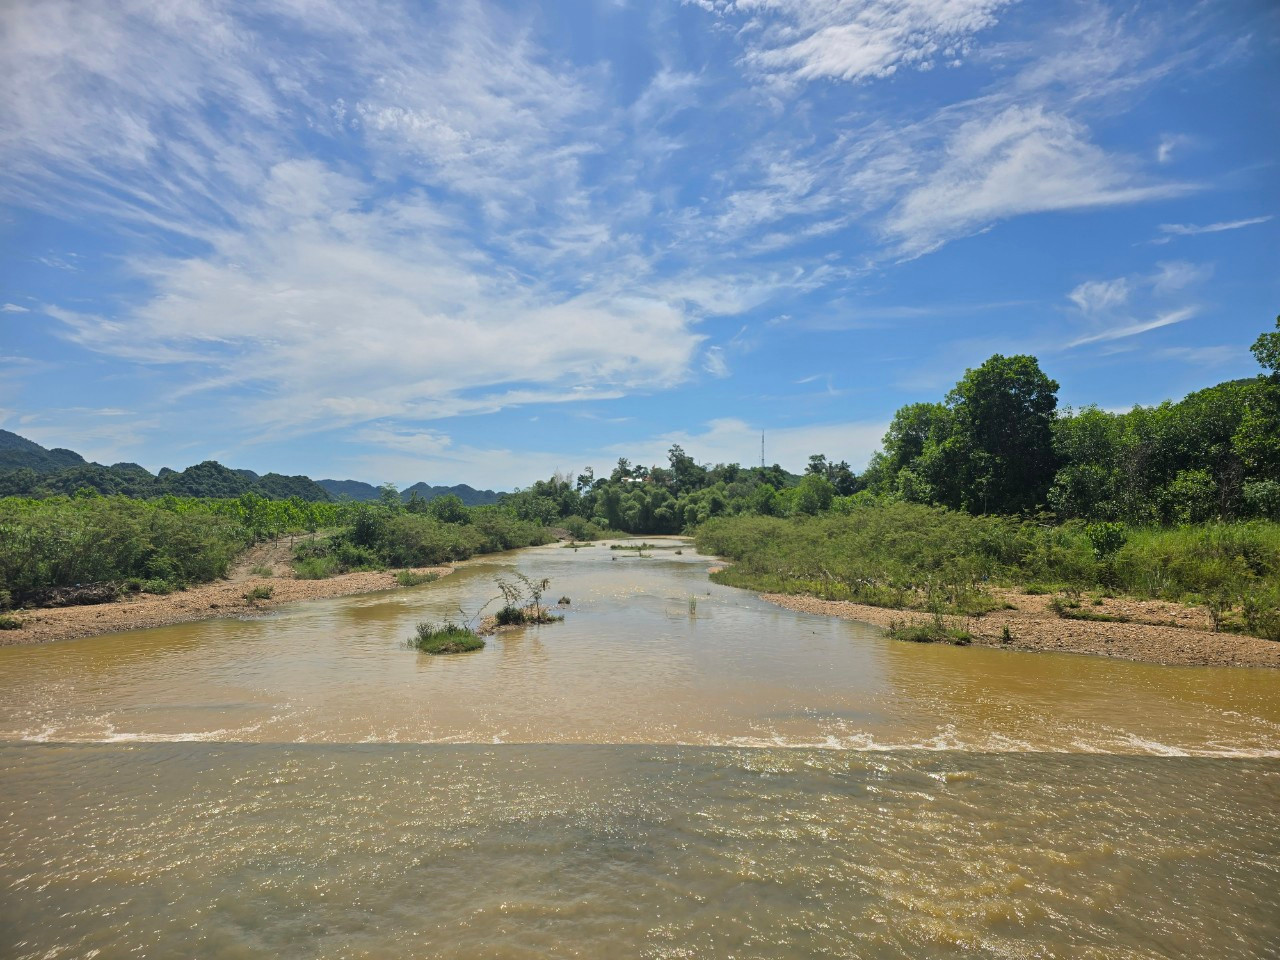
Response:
[695, 505, 1280, 643]
[0, 491, 555, 615]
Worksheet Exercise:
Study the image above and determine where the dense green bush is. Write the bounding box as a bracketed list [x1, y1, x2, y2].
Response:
[0, 496, 248, 607]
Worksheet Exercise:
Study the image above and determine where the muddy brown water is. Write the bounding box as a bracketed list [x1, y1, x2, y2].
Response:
[1, 539, 1277, 958]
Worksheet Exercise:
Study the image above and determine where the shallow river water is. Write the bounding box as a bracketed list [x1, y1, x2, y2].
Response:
[1, 539, 1277, 958]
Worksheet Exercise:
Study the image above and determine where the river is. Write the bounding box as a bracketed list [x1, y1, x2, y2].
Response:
[1, 538, 1277, 958]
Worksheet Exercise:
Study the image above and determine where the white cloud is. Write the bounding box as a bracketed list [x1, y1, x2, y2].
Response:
[45, 160, 704, 436]
[1068, 278, 1130, 314]
[1, 303, 30, 313]
[701, 0, 1012, 84]
[703, 346, 730, 378]
[885, 106, 1190, 257]
[1067, 307, 1195, 347]
[1153, 215, 1272, 243]
[610, 417, 888, 473]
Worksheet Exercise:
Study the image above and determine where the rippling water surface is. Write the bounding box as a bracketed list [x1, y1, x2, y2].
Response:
[1, 539, 1277, 957]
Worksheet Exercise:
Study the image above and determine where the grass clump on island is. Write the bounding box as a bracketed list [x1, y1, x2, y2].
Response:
[408, 621, 484, 654]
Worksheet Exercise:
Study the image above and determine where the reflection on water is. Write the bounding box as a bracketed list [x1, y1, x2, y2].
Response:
[0, 539, 1277, 957]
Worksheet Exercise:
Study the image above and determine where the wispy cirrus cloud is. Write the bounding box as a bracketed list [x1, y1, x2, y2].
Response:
[1152, 215, 1272, 244]
[696, 0, 1013, 84]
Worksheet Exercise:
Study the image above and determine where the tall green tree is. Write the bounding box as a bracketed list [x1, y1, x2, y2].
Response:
[945, 354, 1059, 514]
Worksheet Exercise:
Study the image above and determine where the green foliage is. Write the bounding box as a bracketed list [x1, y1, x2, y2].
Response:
[394, 570, 440, 587]
[0, 614, 22, 630]
[1049, 596, 1129, 623]
[495, 604, 527, 626]
[888, 621, 972, 645]
[562, 515, 606, 541]
[0, 495, 251, 607]
[140, 578, 178, 595]
[294, 556, 340, 579]
[409, 621, 484, 654]
[1251, 315, 1280, 375]
[696, 506, 1280, 636]
[249, 565, 274, 577]
[243, 585, 273, 601]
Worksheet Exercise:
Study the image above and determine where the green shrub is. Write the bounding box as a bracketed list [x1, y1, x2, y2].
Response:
[141, 578, 177, 595]
[395, 570, 440, 587]
[0, 614, 22, 630]
[409, 621, 484, 654]
[888, 622, 971, 645]
[242, 585, 273, 602]
[495, 604, 527, 626]
[294, 556, 339, 580]
[563, 515, 606, 541]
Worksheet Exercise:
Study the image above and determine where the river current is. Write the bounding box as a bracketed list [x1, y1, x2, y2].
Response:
[1, 539, 1276, 957]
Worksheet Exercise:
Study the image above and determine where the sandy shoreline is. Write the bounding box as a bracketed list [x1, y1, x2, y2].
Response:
[762, 588, 1280, 668]
[1, 566, 455, 646]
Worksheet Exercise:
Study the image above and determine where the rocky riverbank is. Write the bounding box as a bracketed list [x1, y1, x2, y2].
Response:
[763, 587, 1280, 669]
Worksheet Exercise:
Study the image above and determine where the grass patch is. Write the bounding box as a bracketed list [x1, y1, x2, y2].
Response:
[395, 570, 440, 587]
[610, 542, 659, 551]
[0, 614, 22, 630]
[887, 621, 972, 645]
[294, 556, 340, 580]
[249, 565, 273, 577]
[242, 585, 273, 602]
[409, 621, 484, 654]
[1049, 596, 1129, 623]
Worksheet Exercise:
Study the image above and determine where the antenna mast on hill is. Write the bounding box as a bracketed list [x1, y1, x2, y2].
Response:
[761, 431, 765, 469]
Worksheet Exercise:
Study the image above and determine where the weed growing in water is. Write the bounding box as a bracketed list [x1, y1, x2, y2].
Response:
[409, 621, 483, 654]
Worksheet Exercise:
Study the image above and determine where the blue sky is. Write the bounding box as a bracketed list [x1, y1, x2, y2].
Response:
[1, 0, 1277, 489]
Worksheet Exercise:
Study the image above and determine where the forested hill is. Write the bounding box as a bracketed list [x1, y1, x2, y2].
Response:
[399, 481, 501, 507]
[0, 431, 331, 501]
[316, 478, 499, 506]
[0, 430, 502, 505]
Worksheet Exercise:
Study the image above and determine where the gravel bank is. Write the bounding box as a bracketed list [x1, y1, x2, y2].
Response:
[762, 588, 1280, 669]
[1, 566, 454, 646]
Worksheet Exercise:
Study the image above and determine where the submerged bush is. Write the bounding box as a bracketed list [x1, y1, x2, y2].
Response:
[409, 621, 484, 654]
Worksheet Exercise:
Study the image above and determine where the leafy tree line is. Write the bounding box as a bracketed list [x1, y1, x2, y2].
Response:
[506, 316, 1280, 535]
[863, 317, 1280, 522]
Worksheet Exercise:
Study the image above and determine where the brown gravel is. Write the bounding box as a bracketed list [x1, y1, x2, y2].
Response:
[1, 566, 454, 646]
[761, 587, 1280, 669]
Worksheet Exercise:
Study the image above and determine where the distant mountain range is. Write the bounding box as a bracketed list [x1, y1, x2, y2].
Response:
[0, 430, 502, 504]
[316, 478, 500, 506]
